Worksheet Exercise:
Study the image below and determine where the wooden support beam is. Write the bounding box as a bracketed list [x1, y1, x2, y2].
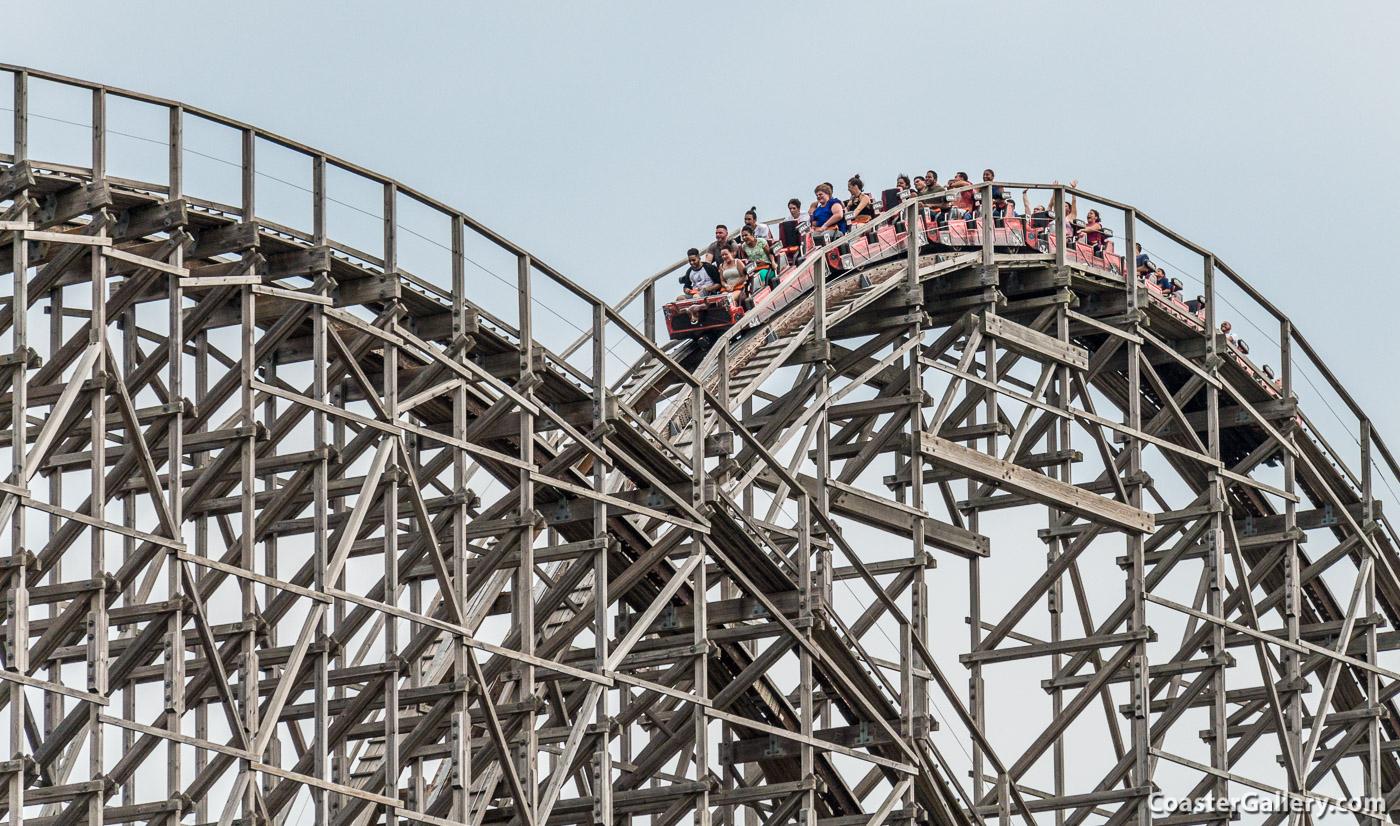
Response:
[979, 312, 1089, 370]
[756, 470, 990, 558]
[922, 433, 1153, 532]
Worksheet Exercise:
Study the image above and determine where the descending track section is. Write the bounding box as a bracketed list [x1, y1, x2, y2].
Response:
[0, 63, 1397, 826]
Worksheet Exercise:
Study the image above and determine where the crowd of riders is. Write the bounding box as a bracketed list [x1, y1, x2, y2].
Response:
[675, 171, 1240, 346]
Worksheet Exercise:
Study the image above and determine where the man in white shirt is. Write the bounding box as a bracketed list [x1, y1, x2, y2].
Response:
[742, 208, 772, 242]
[784, 198, 810, 231]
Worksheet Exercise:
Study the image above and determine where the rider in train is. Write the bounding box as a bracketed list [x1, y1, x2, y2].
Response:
[677, 248, 720, 299]
[665, 172, 1203, 345]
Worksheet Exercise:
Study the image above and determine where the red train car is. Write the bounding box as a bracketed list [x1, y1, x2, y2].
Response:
[663, 200, 1128, 342]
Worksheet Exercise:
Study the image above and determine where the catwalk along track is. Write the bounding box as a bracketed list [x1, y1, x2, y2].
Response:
[0, 65, 1396, 826]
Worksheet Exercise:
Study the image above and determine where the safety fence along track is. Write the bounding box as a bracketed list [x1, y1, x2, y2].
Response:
[0, 64, 1397, 826]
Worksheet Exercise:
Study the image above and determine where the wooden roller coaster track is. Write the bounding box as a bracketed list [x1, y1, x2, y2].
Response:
[0, 64, 1396, 826]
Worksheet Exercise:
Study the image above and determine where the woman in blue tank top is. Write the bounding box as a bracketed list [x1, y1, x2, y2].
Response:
[811, 183, 846, 235]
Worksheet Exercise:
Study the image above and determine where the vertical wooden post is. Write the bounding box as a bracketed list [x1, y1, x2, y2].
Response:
[311, 269, 331, 825]
[1201, 253, 1229, 811]
[168, 105, 183, 198]
[13, 70, 27, 161]
[515, 252, 538, 822]
[381, 204, 402, 821]
[312, 155, 327, 245]
[121, 241, 138, 807]
[88, 205, 110, 826]
[6, 146, 28, 826]
[903, 197, 926, 817]
[591, 301, 613, 826]
[384, 182, 397, 272]
[91, 88, 105, 179]
[238, 275, 259, 823]
[193, 289, 211, 824]
[1050, 298, 1071, 824]
[980, 181, 994, 267]
[1124, 239, 1151, 824]
[1124, 209, 1137, 305]
[1052, 186, 1066, 270]
[1361, 418, 1381, 798]
[165, 201, 187, 818]
[1361, 419, 1374, 523]
[798, 495, 816, 826]
[386, 182, 406, 807]
[811, 245, 833, 796]
[450, 213, 473, 822]
[1277, 317, 1303, 817]
[380, 195, 398, 769]
[690, 380, 710, 826]
[644, 282, 656, 343]
[978, 237, 1000, 807]
[383, 236, 402, 823]
[1204, 254, 1217, 347]
[241, 128, 256, 220]
[969, 537, 983, 800]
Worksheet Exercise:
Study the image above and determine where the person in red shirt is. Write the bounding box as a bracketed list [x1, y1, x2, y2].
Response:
[1082, 209, 1105, 250]
[948, 172, 976, 219]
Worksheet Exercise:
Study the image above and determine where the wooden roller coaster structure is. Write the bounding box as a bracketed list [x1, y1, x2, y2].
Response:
[0, 64, 1396, 826]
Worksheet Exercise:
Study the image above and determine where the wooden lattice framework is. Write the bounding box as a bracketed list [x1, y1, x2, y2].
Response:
[0, 65, 1397, 826]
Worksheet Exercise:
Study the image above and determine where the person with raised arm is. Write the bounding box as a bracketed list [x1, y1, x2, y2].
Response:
[1022, 188, 1051, 230]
